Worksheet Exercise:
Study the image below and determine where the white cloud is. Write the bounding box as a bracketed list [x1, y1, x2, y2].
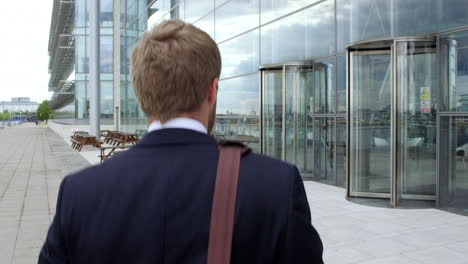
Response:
[0, 0, 54, 103]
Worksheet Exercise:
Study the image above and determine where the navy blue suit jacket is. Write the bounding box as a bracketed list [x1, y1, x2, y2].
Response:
[39, 129, 323, 263]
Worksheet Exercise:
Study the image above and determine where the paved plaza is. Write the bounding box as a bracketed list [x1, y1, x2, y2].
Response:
[0, 123, 467, 263]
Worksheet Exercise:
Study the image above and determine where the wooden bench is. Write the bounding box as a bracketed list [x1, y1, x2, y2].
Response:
[98, 145, 133, 163]
[73, 135, 103, 152]
[104, 131, 139, 146]
[70, 131, 88, 149]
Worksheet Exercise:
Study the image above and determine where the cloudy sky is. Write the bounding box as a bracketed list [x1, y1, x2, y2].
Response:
[0, 0, 53, 103]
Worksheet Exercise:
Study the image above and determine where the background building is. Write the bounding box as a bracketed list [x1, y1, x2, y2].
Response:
[47, 0, 468, 215]
[0, 97, 38, 113]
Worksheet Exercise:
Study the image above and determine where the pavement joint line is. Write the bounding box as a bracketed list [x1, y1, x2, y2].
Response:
[41, 130, 52, 218]
[0, 136, 33, 202]
[10, 134, 38, 264]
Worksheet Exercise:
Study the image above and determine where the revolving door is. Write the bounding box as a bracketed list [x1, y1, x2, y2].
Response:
[347, 38, 438, 207]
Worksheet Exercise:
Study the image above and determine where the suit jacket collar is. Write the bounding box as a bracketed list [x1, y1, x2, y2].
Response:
[137, 128, 218, 146]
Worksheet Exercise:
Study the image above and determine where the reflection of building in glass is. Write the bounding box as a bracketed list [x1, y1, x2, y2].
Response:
[460, 94, 468, 111]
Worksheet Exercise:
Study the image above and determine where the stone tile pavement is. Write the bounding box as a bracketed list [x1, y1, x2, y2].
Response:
[0, 123, 89, 264]
[305, 183, 468, 264]
[0, 123, 467, 263]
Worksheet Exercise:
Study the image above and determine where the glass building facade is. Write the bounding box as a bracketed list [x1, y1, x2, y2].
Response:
[114, 0, 468, 215]
[75, 0, 115, 119]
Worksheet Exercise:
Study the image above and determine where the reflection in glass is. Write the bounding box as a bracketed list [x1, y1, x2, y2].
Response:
[284, 65, 313, 173]
[100, 36, 113, 73]
[219, 30, 259, 79]
[75, 81, 88, 119]
[215, 74, 260, 153]
[336, 118, 346, 187]
[185, 0, 214, 23]
[75, 0, 87, 27]
[337, 56, 346, 113]
[215, 0, 259, 42]
[396, 41, 437, 202]
[261, 0, 334, 65]
[194, 12, 215, 40]
[75, 36, 88, 73]
[336, 0, 391, 52]
[260, 0, 322, 25]
[313, 118, 335, 185]
[440, 117, 468, 216]
[100, 81, 114, 118]
[395, 0, 468, 37]
[101, 0, 114, 27]
[263, 70, 283, 158]
[441, 31, 468, 112]
[350, 52, 392, 195]
[314, 59, 335, 114]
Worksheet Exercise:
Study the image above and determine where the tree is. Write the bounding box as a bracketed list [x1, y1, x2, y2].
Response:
[36, 100, 54, 123]
[0, 111, 10, 121]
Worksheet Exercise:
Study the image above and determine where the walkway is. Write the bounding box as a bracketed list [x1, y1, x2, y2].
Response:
[0, 123, 467, 263]
[0, 123, 89, 264]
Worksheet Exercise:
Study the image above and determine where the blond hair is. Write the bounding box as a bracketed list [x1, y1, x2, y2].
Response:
[131, 19, 221, 122]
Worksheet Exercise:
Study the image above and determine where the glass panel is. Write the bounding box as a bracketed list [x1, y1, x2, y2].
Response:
[261, 0, 334, 65]
[75, 0, 88, 27]
[284, 65, 313, 172]
[395, 0, 468, 37]
[440, 117, 468, 216]
[185, 0, 214, 23]
[313, 117, 335, 185]
[441, 31, 468, 112]
[336, 0, 392, 53]
[170, 2, 184, 19]
[193, 12, 215, 40]
[147, 0, 164, 27]
[101, 0, 113, 27]
[260, 0, 323, 25]
[75, 81, 88, 119]
[100, 81, 114, 118]
[219, 30, 259, 79]
[396, 41, 437, 202]
[314, 58, 335, 114]
[100, 36, 113, 73]
[75, 35, 88, 73]
[215, 74, 261, 153]
[336, 117, 347, 187]
[350, 51, 392, 195]
[337, 56, 346, 113]
[215, 0, 259, 42]
[263, 70, 283, 159]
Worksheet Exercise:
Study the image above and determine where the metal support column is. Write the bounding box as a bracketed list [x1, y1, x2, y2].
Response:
[89, 0, 101, 137]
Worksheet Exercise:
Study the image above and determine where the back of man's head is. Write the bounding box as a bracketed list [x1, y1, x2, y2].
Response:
[131, 19, 221, 122]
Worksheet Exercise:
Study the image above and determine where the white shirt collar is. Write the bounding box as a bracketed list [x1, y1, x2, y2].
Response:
[148, 117, 208, 134]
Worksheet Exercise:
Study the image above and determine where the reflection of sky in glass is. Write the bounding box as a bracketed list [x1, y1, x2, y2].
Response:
[261, 0, 334, 65]
[193, 12, 215, 39]
[337, 0, 468, 52]
[260, 0, 323, 25]
[215, 0, 259, 42]
[219, 30, 259, 79]
[185, 0, 214, 23]
[217, 74, 259, 115]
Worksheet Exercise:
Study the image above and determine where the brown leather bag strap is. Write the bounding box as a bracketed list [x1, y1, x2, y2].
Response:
[207, 142, 250, 264]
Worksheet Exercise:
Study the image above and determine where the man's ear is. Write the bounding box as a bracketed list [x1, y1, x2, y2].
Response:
[208, 77, 218, 105]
